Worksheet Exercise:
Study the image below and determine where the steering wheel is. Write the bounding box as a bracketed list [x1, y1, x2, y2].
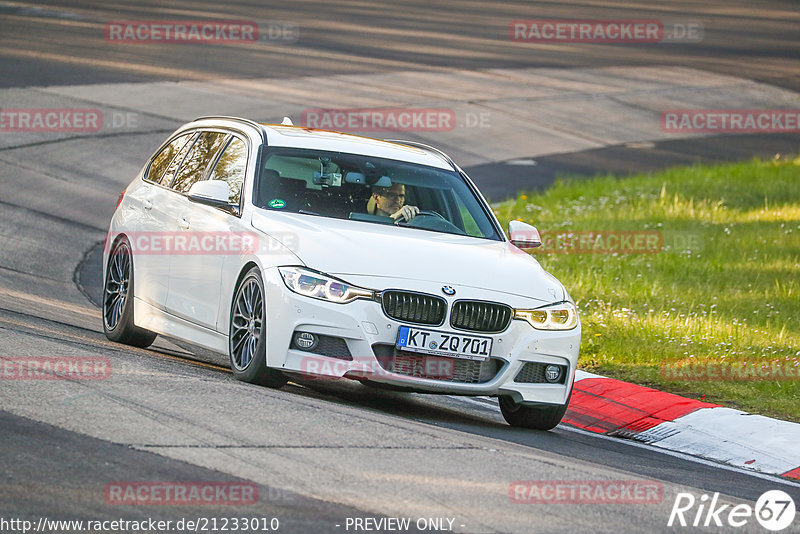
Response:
[396, 210, 466, 235]
[417, 210, 446, 220]
[394, 210, 446, 225]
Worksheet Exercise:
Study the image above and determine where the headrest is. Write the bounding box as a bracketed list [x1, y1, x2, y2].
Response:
[262, 169, 280, 181]
[374, 175, 392, 187]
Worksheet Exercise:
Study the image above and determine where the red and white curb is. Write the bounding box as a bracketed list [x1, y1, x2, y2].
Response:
[564, 371, 800, 481]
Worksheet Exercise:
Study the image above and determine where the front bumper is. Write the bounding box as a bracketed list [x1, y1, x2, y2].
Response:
[261, 268, 581, 405]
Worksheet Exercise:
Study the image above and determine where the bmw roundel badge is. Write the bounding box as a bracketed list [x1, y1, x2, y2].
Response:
[442, 285, 456, 296]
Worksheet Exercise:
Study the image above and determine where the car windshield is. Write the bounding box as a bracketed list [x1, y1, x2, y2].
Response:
[253, 147, 501, 240]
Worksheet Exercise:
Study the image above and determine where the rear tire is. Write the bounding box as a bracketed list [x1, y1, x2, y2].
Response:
[229, 268, 286, 388]
[498, 392, 571, 430]
[102, 237, 157, 348]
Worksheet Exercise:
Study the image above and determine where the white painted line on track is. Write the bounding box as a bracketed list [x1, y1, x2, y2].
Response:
[449, 395, 800, 488]
[641, 407, 800, 474]
[558, 425, 800, 489]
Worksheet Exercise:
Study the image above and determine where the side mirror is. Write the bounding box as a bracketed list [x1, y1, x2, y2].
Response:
[187, 180, 237, 214]
[508, 220, 541, 249]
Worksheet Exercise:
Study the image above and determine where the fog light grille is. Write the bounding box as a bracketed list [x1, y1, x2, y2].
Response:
[291, 332, 352, 361]
[515, 362, 566, 384]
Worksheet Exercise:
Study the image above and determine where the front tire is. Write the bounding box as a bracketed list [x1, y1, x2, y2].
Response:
[498, 393, 570, 430]
[229, 268, 286, 388]
[102, 237, 157, 348]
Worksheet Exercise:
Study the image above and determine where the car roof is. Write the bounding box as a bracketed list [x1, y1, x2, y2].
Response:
[260, 124, 454, 170]
[188, 116, 454, 171]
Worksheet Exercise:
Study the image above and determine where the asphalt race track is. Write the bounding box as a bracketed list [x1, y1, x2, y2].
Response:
[1, 1, 799, 533]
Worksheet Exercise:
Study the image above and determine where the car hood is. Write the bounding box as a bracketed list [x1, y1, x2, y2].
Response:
[251, 210, 565, 303]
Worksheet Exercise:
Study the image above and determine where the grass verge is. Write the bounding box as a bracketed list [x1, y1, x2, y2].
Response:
[494, 156, 800, 422]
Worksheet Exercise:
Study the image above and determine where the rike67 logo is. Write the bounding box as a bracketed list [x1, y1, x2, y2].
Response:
[668, 490, 796, 531]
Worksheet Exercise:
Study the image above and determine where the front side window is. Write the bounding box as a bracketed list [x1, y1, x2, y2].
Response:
[209, 137, 248, 204]
[171, 131, 229, 194]
[146, 133, 193, 185]
[253, 148, 500, 240]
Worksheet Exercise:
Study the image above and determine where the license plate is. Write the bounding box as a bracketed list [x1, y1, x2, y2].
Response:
[396, 326, 492, 361]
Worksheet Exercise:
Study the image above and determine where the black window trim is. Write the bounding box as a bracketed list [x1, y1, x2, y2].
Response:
[143, 129, 199, 186]
[166, 130, 231, 191]
[164, 132, 204, 190]
[141, 126, 253, 218]
[205, 133, 250, 217]
[457, 168, 505, 243]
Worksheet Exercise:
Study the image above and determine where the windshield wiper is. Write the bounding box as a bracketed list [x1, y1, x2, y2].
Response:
[298, 209, 321, 216]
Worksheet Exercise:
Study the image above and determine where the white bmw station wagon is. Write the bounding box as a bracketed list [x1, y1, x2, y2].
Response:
[103, 116, 581, 429]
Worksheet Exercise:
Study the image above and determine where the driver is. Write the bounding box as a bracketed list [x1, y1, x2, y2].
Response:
[367, 183, 419, 222]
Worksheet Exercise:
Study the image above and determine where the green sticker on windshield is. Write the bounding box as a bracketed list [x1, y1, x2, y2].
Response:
[268, 199, 286, 209]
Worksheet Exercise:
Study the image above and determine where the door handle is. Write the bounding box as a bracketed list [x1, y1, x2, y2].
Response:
[177, 217, 190, 230]
[142, 199, 153, 211]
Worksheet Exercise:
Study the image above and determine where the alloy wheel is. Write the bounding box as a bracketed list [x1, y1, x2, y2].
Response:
[230, 278, 264, 370]
[104, 242, 131, 330]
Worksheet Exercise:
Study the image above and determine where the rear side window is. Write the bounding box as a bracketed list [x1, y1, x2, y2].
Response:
[171, 131, 229, 194]
[160, 132, 198, 188]
[146, 133, 193, 185]
[209, 137, 248, 203]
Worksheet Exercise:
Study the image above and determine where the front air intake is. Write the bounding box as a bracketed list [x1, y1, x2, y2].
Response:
[450, 300, 512, 333]
[381, 290, 446, 326]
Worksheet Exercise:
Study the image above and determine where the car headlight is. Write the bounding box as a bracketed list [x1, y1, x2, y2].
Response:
[514, 302, 579, 330]
[278, 267, 374, 304]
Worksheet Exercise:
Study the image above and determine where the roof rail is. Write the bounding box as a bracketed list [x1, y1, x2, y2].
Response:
[384, 139, 457, 170]
[192, 116, 267, 143]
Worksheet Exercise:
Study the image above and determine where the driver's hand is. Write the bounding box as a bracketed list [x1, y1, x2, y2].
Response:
[391, 205, 419, 222]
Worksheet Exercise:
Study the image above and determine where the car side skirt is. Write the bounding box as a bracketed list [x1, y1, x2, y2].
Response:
[134, 298, 228, 354]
